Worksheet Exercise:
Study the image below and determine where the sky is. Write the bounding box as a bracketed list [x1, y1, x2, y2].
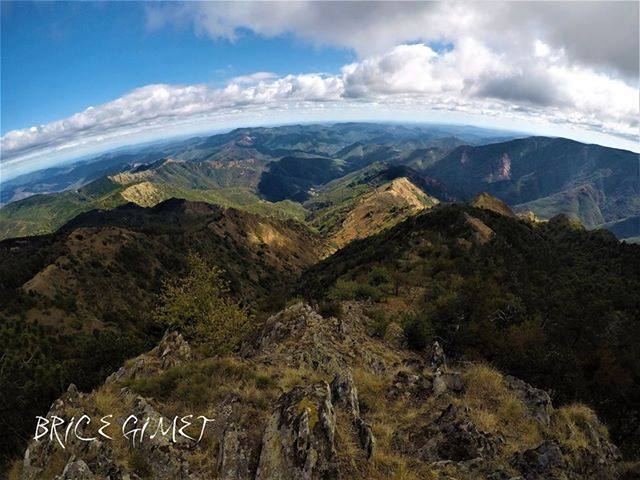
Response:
[1, 1, 639, 180]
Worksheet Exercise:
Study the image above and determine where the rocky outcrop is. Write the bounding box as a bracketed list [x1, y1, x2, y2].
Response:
[249, 302, 394, 375]
[505, 375, 552, 426]
[16, 302, 625, 480]
[106, 330, 192, 383]
[255, 382, 339, 480]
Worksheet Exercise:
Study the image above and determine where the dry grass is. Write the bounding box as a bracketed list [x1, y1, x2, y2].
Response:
[38, 449, 68, 480]
[275, 364, 325, 391]
[91, 384, 137, 469]
[186, 435, 219, 478]
[550, 403, 607, 451]
[350, 367, 441, 480]
[352, 367, 388, 413]
[6, 459, 22, 480]
[461, 363, 541, 452]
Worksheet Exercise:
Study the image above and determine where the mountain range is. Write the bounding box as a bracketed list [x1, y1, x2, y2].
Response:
[1, 123, 639, 477]
[1, 123, 638, 243]
[3, 194, 639, 478]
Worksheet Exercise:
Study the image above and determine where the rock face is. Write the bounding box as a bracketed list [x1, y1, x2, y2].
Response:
[15, 302, 624, 480]
[256, 382, 338, 480]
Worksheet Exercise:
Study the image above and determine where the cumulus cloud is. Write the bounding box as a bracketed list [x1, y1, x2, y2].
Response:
[147, 1, 639, 80]
[2, 1, 638, 177]
[1, 74, 343, 160]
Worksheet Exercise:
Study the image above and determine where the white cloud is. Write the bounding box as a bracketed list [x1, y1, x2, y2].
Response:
[2, 1, 638, 178]
[148, 1, 638, 80]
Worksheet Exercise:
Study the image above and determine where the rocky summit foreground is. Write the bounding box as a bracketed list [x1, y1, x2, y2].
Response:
[14, 302, 623, 480]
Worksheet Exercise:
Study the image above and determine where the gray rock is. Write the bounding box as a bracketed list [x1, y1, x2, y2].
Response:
[428, 341, 446, 369]
[330, 371, 360, 417]
[504, 376, 552, 426]
[56, 457, 94, 480]
[218, 424, 251, 480]
[355, 418, 376, 460]
[512, 441, 565, 479]
[415, 404, 502, 462]
[107, 331, 192, 384]
[432, 369, 463, 395]
[330, 371, 376, 461]
[255, 382, 339, 480]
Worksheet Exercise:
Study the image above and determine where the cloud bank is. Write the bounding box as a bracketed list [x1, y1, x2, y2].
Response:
[2, 1, 638, 178]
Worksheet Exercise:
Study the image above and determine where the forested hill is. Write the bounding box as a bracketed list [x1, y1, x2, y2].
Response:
[301, 203, 640, 456]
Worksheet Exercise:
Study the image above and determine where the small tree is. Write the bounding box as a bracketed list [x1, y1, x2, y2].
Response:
[154, 252, 251, 355]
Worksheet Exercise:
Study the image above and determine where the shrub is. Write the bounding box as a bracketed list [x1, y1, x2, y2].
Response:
[368, 266, 391, 286]
[318, 300, 343, 319]
[328, 278, 382, 301]
[366, 308, 390, 338]
[154, 252, 251, 356]
[402, 314, 433, 350]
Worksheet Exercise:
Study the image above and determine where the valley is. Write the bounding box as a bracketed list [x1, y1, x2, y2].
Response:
[1, 123, 638, 243]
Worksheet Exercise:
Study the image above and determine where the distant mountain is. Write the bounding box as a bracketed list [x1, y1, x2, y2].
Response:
[422, 137, 639, 235]
[1, 122, 515, 205]
[2, 124, 636, 242]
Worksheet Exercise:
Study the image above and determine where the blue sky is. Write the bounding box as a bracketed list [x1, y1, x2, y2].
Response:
[1, 2, 354, 134]
[1, 1, 638, 179]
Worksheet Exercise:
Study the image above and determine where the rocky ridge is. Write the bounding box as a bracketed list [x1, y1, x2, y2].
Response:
[14, 303, 623, 479]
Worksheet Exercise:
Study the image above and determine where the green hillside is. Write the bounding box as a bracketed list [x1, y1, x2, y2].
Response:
[301, 203, 640, 456]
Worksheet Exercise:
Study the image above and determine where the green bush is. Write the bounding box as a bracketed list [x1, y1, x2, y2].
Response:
[368, 266, 391, 286]
[366, 308, 391, 338]
[327, 278, 382, 301]
[403, 314, 434, 350]
[318, 300, 343, 319]
[154, 252, 252, 356]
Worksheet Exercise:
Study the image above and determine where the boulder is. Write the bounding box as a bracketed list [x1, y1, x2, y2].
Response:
[504, 376, 552, 426]
[512, 441, 565, 479]
[330, 371, 360, 418]
[405, 404, 502, 463]
[55, 457, 95, 480]
[427, 341, 446, 370]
